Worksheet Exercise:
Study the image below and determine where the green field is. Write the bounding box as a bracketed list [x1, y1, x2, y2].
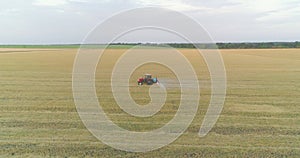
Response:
[0, 48, 299, 157]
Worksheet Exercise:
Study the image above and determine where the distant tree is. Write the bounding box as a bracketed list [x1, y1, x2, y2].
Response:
[296, 41, 300, 48]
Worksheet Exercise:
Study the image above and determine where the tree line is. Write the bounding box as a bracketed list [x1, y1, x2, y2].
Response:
[1, 42, 299, 49]
[112, 42, 300, 49]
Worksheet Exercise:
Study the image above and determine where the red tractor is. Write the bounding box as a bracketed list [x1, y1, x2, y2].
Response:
[137, 74, 158, 85]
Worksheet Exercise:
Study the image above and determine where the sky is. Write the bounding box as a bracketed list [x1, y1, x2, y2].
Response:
[0, 0, 299, 44]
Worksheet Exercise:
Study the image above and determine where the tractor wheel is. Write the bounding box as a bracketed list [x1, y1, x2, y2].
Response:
[147, 80, 153, 85]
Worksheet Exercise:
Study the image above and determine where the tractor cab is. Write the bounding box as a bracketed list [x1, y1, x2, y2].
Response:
[144, 74, 152, 79]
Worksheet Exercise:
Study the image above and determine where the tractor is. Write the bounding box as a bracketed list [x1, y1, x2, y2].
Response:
[137, 74, 158, 85]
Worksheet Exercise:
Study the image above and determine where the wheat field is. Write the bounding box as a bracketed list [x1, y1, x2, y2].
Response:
[0, 48, 299, 157]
